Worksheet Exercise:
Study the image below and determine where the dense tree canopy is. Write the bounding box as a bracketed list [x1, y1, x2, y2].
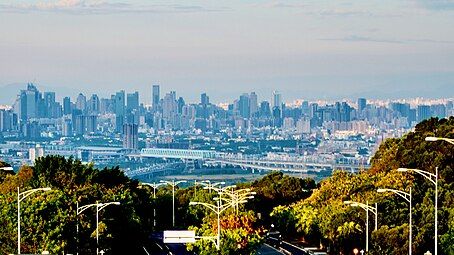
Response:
[272, 117, 454, 254]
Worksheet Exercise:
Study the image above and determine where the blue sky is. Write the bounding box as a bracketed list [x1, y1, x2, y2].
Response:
[0, 0, 453, 103]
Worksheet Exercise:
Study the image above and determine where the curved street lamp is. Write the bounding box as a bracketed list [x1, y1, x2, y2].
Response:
[398, 167, 438, 255]
[189, 198, 231, 250]
[160, 180, 187, 227]
[344, 200, 378, 252]
[377, 188, 412, 255]
[17, 187, 52, 255]
[141, 182, 166, 227]
[423, 135, 454, 254]
[76, 201, 120, 255]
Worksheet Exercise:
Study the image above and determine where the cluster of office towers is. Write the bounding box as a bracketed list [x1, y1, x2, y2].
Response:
[0, 83, 452, 151]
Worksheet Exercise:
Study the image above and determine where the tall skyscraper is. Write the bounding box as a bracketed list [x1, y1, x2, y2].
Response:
[273, 91, 282, 111]
[63, 97, 71, 115]
[88, 94, 100, 114]
[201, 93, 209, 106]
[357, 98, 367, 112]
[259, 101, 271, 117]
[238, 93, 250, 118]
[126, 91, 139, 113]
[249, 92, 258, 117]
[44, 92, 56, 118]
[417, 105, 431, 122]
[123, 123, 138, 150]
[115, 90, 125, 116]
[152, 85, 160, 111]
[18, 83, 40, 121]
[76, 93, 87, 112]
[114, 90, 126, 132]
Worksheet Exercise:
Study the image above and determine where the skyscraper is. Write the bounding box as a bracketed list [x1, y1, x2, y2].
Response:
[18, 83, 40, 121]
[201, 93, 209, 106]
[76, 93, 87, 112]
[249, 92, 258, 117]
[417, 105, 431, 122]
[273, 91, 282, 111]
[357, 98, 366, 112]
[88, 94, 100, 115]
[238, 93, 250, 118]
[152, 85, 160, 111]
[115, 90, 125, 116]
[126, 91, 139, 113]
[44, 92, 56, 118]
[123, 123, 138, 150]
[63, 97, 71, 115]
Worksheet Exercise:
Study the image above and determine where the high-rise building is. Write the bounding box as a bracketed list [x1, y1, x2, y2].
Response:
[115, 90, 125, 116]
[44, 92, 56, 118]
[115, 90, 125, 132]
[123, 123, 138, 150]
[63, 97, 72, 115]
[249, 92, 258, 117]
[152, 85, 160, 111]
[74, 115, 85, 135]
[259, 101, 271, 118]
[201, 93, 209, 106]
[238, 93, 250, 118]
[62, 119, 72, 136]
[431, 104, 446, 119]
[127, 91, 139, 113]
[88, 94, 100, 115]
[17, 83, 40, 122]
[162, 91, 177, 121]
[417, 105, 431, 122]
[273, 91, 282, 110]
[76, 93, 87, 112]
[0, 109, 17, 132]
[357, 98, 366, 112]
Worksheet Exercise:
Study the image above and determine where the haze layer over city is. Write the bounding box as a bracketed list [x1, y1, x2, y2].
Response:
[0, 1, 453, 255]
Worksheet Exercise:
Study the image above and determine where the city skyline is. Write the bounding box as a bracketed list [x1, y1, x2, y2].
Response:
[1, 0, 454, 102]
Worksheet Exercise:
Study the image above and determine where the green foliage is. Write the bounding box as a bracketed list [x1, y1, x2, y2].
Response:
[272, 117, 454, 254]
[0, 156, 154, 255]
[187, 211, 263, 255]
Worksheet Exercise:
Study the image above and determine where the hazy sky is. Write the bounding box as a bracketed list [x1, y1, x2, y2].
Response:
[1, 0, 453, 104]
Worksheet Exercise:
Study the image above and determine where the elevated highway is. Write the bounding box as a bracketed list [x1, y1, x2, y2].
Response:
[137, 148, 368, 173]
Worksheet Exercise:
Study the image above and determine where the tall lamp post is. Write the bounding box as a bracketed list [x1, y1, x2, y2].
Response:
[425, 136, 454, 254]
[344, 201, 378, 253]
[160, 180, 187, 227]
[77, 201, 120, 255]
[17, 187, 52, 255]
[398, 168, 437, 255]
[377, 188, 412, 255]
[141, 182, 166, 227]
[189, 198, 231, 250]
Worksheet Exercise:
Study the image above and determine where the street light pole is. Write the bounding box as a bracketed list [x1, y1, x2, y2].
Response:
[344, 200, 378, 253]
[424, 135, 454, 255]
[377, 188, 412, 255]
[77, 201, 120, 255]
[160, 180, 187, 227]
[96, 202, 120, 255]
[398, 167, 438, 255]
[189, 199, 231, 250]
[17, 187, 52, 255]
[141, 182, 165, 228]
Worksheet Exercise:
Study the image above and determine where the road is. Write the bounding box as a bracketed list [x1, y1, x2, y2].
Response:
[257, 244, 286, 254]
